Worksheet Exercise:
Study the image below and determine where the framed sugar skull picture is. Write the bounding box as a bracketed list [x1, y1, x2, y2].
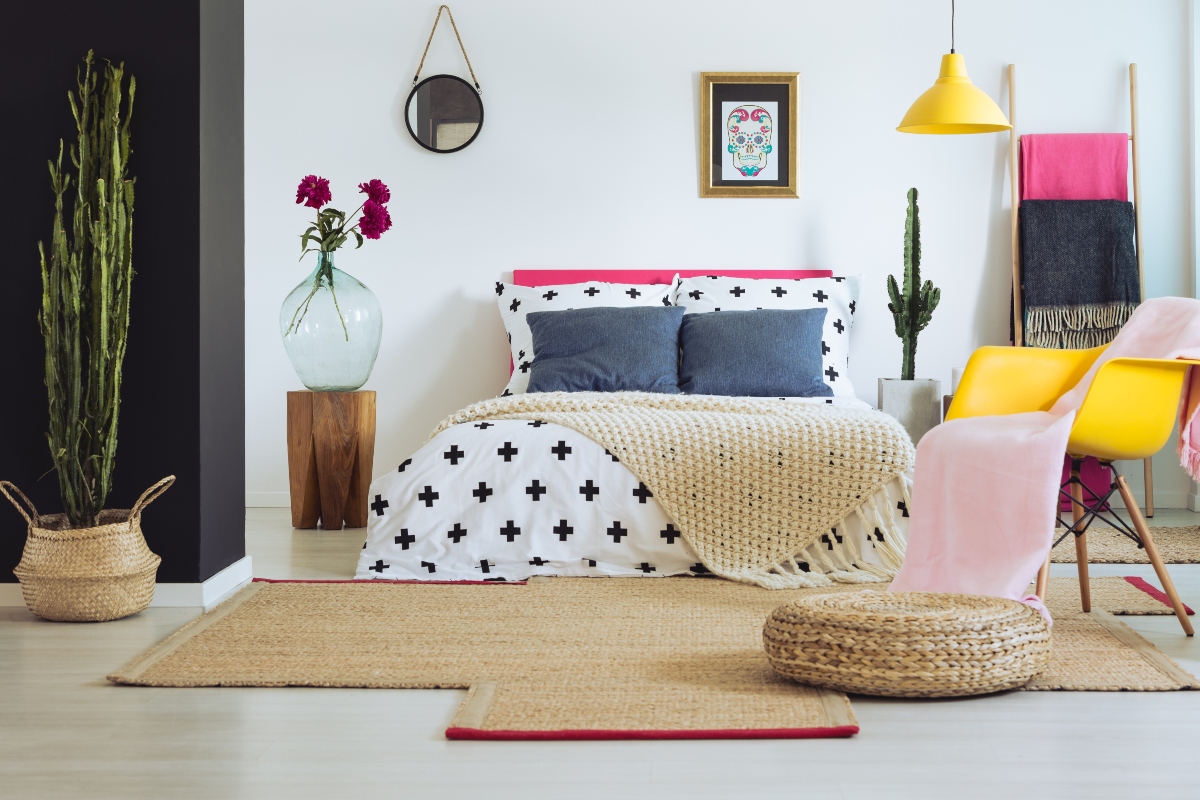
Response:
[699, 72, 799, 198]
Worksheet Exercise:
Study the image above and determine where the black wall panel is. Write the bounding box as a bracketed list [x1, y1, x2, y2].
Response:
[0, 0, 244, 584]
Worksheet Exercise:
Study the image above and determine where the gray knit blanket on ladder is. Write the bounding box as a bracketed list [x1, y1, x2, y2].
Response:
[1019, 199, 1140, 348]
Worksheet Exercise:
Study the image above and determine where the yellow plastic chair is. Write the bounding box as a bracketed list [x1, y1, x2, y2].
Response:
[947, 344, 1196, 635]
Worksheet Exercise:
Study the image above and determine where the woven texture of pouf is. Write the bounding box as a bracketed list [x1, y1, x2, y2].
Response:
[763, 591, 1052, 698]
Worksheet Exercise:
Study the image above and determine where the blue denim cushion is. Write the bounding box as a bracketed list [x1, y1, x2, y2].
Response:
[525, 306, 685, 394]
[679, 308, 832, 397]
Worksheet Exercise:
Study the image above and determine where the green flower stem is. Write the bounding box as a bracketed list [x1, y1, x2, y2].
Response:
[300, 200, 367, 259]
[284, 255, 350, 341]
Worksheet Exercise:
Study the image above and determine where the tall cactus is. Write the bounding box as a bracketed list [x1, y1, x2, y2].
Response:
[887, 188, 940, 381]
[38, 52, 136, 528]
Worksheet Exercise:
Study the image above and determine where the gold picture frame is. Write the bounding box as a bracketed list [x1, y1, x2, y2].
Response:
[699, 72, 799, 198]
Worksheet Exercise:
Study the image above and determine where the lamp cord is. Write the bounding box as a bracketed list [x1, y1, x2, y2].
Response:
[950, 0, 955, 54]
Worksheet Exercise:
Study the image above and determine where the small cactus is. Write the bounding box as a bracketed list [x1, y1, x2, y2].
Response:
[887, 188, 940, 381]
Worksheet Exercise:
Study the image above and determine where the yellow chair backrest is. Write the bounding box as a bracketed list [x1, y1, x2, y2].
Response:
[1069, 358, 1193, 461]
[946, 344, 1197, 462]
[946, 345, 1106, 421]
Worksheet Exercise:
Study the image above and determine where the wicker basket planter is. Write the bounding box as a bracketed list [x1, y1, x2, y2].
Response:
[2, 478, 173, 622]
[763, 590, 1052, 698]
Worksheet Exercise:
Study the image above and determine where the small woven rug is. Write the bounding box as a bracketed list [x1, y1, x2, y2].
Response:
[1051, 526, 1200, 563]
[1064, 575, 1195, 615]
[801, 576, 1184, 615]
[108, 576, 1198, 740]
[1031, 581, 1198, 691]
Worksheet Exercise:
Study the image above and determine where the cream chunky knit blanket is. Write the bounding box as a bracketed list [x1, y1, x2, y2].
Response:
[432, 393, 915, 589]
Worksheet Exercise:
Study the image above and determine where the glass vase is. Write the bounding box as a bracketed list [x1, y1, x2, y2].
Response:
[279, 251, 382, 392]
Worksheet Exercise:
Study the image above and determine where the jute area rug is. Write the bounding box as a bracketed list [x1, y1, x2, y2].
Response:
[1052, 526, 1200, 563]
[108, 576, 1198, 741]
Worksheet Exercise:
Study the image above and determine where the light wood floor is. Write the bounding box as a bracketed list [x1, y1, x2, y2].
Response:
[3, 507, 1200, 799]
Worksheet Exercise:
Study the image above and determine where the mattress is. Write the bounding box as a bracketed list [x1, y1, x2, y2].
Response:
[355, 396, 910, 582]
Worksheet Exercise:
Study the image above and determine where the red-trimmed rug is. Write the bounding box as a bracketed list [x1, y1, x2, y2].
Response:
[110, 578, 859, 740]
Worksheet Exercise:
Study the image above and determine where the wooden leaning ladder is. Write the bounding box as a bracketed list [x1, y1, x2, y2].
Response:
[1007, 63, 1153, 517]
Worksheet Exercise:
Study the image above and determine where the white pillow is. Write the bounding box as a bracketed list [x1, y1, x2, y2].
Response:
[673, 275, 860, 397]
[497, 278, 678, 396]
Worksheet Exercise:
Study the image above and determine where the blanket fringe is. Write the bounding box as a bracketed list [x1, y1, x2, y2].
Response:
[755, 478, 910, 590]
[1025, 302, 1136, 349]
[1181, 445, 1200, 484]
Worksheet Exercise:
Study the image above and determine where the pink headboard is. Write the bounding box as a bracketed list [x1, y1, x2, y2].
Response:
[513, 268, 832, 286]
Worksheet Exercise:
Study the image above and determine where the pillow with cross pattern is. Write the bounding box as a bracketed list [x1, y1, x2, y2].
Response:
[673, 275, 860, 397]
[496, 277, 679, 396]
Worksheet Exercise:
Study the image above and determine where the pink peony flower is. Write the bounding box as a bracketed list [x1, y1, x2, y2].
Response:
[295, 175, 332, 209]
[358, 200, 393, 239]
[357, 179, 391, 205]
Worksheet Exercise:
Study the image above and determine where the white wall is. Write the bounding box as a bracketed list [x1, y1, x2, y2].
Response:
[245, 0, 1193, 507]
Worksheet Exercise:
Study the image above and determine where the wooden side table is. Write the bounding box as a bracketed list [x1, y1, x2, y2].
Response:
[286, 391, 376, 530]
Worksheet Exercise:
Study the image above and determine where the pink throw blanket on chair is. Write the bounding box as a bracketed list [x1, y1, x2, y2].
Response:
[1020, 133, 1129, 201]
[890, 298, 1200, 622]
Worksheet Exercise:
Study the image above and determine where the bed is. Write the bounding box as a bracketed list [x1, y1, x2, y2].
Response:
[356, 269, 914, 588]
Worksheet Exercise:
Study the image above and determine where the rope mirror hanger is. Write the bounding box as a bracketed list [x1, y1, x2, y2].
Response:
[404, 5, 484, 154]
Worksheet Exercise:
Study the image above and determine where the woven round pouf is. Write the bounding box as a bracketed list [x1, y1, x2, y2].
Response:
[763, 591, 1052, 698]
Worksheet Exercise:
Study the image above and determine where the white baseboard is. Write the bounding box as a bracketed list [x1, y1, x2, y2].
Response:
[0, 555, 253, 612]
[152, 556, 254, 609]
[246, 492, 290, 508]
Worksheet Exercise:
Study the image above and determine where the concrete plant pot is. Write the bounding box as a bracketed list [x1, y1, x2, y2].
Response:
[878, 378, 942, 445]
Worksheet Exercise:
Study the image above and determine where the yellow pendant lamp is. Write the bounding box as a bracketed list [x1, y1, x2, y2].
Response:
[897, 1, 1011, 134]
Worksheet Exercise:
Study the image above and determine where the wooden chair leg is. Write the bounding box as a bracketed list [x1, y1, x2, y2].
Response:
[1116, 475, 1194, 636]
[1035, 552, 1051, 601]
[1070, 465, 1090, 612]
[1143, 457, 1154, 517]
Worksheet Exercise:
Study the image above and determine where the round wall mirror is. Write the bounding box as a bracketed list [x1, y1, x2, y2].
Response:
[404, 74, 484, 153]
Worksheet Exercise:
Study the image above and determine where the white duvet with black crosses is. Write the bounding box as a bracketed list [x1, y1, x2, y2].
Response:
[355, 411, 909, 583]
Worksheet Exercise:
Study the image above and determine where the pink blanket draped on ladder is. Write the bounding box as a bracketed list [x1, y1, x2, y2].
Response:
[1019, 133, 1129, 202]
[890, 298, 1200, 623]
